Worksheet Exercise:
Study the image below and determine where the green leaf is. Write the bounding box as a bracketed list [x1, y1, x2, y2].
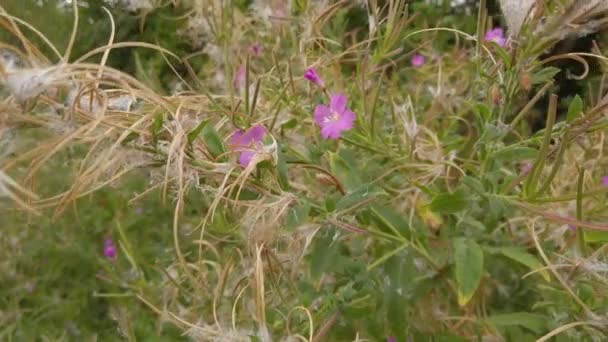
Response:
[584, 230, 608, 243]
[292, 0, 308, 15]
[336, 185, 385, 211]
[487, 312, 547, 334]
[325, 195, 336, 212]
[566, 95, 583, 123]
[474, 103, 491, 122]
[493, 45, 512, 68]
[492, 146, 538, 162]
[234, 188, 261, 201]
[187, 119, 209, 145]
[120, 131, 139, 145]
[435, 333, 470, 342]
[286, 200, 311, 230]
[384, 254, 415, 340]
[202, 124, 226, 158]
[479, 123, 508, 144]
[134, 51, 163, 93]
[429, 189, 468, 214]
[532, 67, 561, 85]
[276, 143, 290, 190]
[500, 247, 550, 281]
[151, 113, 164, 143]
[462, 176, 485, 195]
[371, 205, 411, 238]
[328, 152, 361, 192]
[453, 238, 483, 306]
[310, 229, 341, 280]
[280, 118, 298, 130]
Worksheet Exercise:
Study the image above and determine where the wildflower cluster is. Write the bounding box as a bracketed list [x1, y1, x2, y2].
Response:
[305, 67, 356, 140]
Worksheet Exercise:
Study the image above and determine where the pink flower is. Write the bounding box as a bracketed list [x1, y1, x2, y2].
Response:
[411, 54, 425, 67]
[387, 337, 397, 342]
[603, 176, 608, 187]
[314, 93, 356, 140]
[249, 43, 264, 57]
[485, 27, 506, 47]
[233, 65, 246, 90]
[304, 67, 325, 88]
[230, 125, 266, 167]
[103, 238, 117, 260]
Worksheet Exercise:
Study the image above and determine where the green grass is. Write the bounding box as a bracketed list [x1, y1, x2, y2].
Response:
[0, 165, 186, 339]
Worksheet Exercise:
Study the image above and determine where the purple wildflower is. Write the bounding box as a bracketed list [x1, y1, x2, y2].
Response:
[387, 337, 398, 342]
[304, 67, 325, 88]
[314, 93, 356, 140]
[103, 238, 117, 260]
[233, 65, 246, 91]
[485, 27, 506, 47]
[602, 176, 608, 187]
[249, 43, 264, 57]
[230, 125, 266, 167]
[411, 54, 425, 67]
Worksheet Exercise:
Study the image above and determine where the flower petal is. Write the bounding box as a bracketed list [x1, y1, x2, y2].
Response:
[338, 109, 356, 130]
[239, 151, 255, 167]
[314, 104, 331, 126]
[304, 67, 324, 87]
[246, 125, 266, 143]
[232, 125, 266, 147]
[330, 93, 347, 113]
[320, 124, 339, 139]
[230, 130, 245, 146]
[321, 121, 345, 139]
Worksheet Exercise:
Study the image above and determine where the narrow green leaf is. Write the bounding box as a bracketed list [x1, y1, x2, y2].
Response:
[280, 118, 298, 130]
[435, 333, 470, 342]
[310, 229, 341, 280]
[532, 67, 561, 85]
[384, 254, 416, 339]
[336, 185, 385, 211]
[453, 238, 483, 306]
[493, 45, 512, 68]
[566, 95, 583, 123]
[187, 119, 209, 145]
[202, 124, 226, 158]
[151, 113, 164, 143]
[328, 152, 361, 192]
[492, 146, 538, 162]
[371, 205, 410, 238]
[429, 189, 468, 214]
[234, 188, 262, 201]
[487, 312, 546, 334]
[462, 176, 485, 195]
[286, 200, 310, 230]
[120, 132, 139, 145]
[584, 230, 608, 243]
[276, 142, 290, 190]
[134, 51, 163, 93]
[500, 247, 550, 281]
[292, 0, 308, 15]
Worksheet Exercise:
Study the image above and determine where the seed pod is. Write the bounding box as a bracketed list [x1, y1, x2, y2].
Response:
[491, 85, 502, 105]
[519, 71, 532, 91]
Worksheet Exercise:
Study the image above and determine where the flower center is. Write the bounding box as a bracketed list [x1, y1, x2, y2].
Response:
[324, 111, 340, 123]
